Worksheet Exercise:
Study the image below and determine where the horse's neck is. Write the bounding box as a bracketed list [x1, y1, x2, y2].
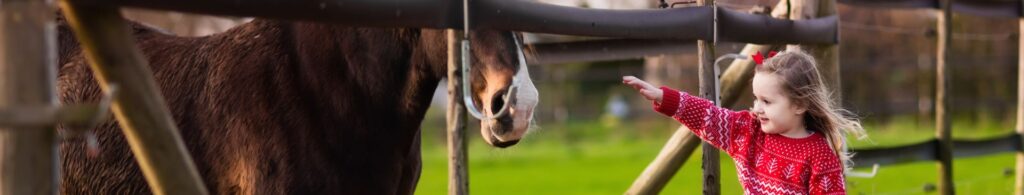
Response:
[282, 21, 443, 119]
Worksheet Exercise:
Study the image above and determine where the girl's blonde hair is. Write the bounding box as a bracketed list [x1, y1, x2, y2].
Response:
[755, 49, 867, 169]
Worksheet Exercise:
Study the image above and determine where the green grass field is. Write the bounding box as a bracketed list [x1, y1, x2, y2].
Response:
[414, 115, 1019, 194]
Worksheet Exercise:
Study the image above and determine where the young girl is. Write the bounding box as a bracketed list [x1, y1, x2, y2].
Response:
[623, 50, 865, 194]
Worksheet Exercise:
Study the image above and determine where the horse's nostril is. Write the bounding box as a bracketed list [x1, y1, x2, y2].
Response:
[490, 90, 506, 115]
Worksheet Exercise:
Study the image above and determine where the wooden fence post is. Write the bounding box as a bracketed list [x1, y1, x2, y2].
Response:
[446, 29, 470, 195]
[1015, 1, 1024, 194]
[59, 2, 208, 194]
[817, 0, 841, 100]
[697, 0, 719, 194]
[0, 0, 58, 194]
[787, 0, 840, 99]
[935, 0, 955, 194]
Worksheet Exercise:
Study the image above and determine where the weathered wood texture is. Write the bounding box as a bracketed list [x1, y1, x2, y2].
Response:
[0, 0, 58, 194]
[446, 30, 469, 195]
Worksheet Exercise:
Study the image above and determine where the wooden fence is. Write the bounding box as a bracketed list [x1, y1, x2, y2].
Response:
[1, 0, 836, 194]
[628, 0, 1024, 195]
[2, 0, 1023, 194]
[841, 1, 1024, 195]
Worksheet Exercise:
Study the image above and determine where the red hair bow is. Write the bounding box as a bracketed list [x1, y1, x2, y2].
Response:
[752, 51, 778, 66]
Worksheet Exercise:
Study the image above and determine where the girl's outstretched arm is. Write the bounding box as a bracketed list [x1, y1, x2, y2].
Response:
[622, 76, 663, 103]
[623, 76, 756, 156]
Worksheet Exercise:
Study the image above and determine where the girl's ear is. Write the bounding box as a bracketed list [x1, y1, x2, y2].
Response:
[792, 102, 808, 115]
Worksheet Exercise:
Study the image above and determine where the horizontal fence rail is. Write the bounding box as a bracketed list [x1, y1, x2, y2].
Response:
[717, 9, 837, 44]
[72, 0, 836, 44]
[851, 133, 1024, 168]
[525, 39, 694, 65]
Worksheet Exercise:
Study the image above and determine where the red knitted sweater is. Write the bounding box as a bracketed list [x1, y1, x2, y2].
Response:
[654, 87, 847, 195]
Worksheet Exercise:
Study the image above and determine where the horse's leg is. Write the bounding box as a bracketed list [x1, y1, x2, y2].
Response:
[395, 129, 422, 195]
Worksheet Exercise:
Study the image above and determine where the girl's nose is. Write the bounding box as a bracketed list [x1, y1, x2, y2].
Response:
[751, 101, 764, 113]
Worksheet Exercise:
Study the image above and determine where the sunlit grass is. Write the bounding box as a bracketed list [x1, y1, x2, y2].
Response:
[415, 115, 1019, 195]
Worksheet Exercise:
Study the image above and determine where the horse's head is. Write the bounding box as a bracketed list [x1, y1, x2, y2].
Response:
[463, 30, 538, 148]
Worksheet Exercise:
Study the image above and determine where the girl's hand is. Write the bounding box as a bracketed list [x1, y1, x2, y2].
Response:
[622, 76, 663, 103]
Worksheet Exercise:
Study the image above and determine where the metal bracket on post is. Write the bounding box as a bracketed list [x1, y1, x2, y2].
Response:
[446, 1, 474, 195]
[714, 54, 746, 107]
[846, 164, 880, 178]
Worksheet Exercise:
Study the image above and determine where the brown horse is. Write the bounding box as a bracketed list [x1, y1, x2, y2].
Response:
[56, 15, 538, 194]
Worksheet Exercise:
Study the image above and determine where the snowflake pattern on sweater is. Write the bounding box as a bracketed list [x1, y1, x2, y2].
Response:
[653, 87, 846, 195]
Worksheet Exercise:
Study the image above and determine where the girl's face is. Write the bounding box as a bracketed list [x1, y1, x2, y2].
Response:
[751, 73, 807, 135]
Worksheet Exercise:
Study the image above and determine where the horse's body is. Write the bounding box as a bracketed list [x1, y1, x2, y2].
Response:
[56, 17, 527, 194]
